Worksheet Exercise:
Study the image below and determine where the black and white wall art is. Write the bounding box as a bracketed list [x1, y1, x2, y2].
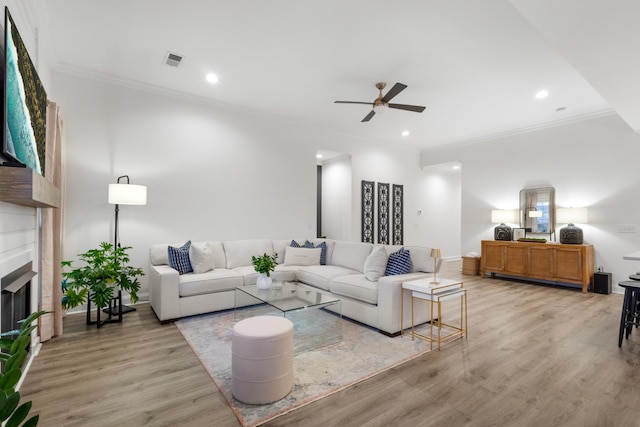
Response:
[361, 180, 403, 244]
[392, 184, 404, 245]
[377, 182, 390, 244]
[361, 180, 374, 243]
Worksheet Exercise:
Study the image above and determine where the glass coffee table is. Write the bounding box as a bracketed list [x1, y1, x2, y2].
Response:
[234, 281, 342, 353]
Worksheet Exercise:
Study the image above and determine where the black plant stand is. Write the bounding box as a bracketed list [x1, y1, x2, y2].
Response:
[103, 304, 136, 316]
[86, 290, 123, 328]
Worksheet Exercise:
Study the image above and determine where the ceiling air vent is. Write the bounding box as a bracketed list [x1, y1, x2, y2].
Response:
[165, 52, 184, 67]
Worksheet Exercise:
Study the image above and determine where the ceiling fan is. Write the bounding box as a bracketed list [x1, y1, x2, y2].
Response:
[334, 82, 426, 122]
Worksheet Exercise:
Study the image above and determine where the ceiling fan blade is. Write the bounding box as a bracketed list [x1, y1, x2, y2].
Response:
[361, 110, 376, 122]
[334, 101, 373, 105]
[381, 83, 407, 103]
[388, 103, 426, 113]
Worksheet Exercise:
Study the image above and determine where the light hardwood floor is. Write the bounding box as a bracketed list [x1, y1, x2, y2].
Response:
[20, 273, 640, 426]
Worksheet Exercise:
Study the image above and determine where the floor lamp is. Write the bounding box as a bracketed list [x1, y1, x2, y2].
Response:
[108, 175, 147, 314]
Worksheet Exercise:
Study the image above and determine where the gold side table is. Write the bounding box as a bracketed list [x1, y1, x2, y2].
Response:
[401, 277, 467, 350]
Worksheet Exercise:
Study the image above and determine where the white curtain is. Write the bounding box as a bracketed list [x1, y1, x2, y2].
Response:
[40, 100, 64, 340]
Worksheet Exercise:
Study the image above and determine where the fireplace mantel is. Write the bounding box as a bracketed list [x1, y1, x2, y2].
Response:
[0, 167, 61, 208]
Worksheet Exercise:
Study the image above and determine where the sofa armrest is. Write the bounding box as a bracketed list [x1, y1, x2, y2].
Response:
[377, 272, 431, 335]
[149, 264, 180, 321]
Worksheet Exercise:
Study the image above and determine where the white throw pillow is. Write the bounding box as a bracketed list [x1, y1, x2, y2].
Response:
[283, 246, 322, 266]
[363, 246, 389, 281]
[189, 242, 216, 274]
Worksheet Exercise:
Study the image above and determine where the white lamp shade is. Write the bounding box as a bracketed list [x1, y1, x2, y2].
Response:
[557, 207, 588, 224]
[491, 209, 517, 224]
[108, 184, 147, 205]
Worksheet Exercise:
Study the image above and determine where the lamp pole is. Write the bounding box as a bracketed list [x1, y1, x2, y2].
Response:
[113, 175, 129, 249]
[108, 174, 146, 316]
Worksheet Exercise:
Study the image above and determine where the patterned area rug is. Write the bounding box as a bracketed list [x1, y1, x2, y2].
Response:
[176, 308, 442, 427]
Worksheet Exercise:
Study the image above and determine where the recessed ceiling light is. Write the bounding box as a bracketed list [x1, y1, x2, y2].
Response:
[316, 154, 323, 159]
[452, 165, 460, 170]
[535, 90, 549, 99]
[206, 73, 219, 84]
[401, 130, 410, 137]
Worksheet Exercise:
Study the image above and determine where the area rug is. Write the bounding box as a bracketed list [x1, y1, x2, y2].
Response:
[176, 309, 449, 427]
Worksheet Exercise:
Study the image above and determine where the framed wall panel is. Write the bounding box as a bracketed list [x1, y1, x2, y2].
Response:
[392, 184, 404, 245]
[361, 180, 374, 243]
[377, 182, 389, 244]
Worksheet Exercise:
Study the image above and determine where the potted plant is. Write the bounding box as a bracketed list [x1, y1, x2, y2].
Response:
[251, 252, 277, 289]
[61, 242, 144, 324]
[0, 310, 49, 427]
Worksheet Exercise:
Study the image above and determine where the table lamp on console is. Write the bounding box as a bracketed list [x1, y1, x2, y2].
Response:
[430, 248, 441, 285]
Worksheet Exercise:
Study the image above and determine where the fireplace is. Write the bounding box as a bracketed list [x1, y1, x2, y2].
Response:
[1, 262, 34, 335]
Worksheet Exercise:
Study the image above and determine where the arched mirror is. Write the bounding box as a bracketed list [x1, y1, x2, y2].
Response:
[519, 187, 555, 240]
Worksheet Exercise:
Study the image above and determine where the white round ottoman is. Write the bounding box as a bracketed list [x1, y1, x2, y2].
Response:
[231, 315, 294, 404]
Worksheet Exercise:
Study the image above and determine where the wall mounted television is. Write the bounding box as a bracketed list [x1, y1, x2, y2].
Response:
[0, 6, 47, 175]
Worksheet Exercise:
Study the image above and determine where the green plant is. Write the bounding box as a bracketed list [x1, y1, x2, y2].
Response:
[251, 253, 277, 277]
[61, 242, 144, 310]
[0, 310, 50, 427]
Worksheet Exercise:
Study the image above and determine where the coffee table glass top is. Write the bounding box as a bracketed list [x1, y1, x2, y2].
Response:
[234, 281, 343, 354]
[235, 281, 340, 314]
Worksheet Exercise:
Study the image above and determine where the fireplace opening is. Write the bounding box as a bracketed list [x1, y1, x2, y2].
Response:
[1, 262, 34, 336]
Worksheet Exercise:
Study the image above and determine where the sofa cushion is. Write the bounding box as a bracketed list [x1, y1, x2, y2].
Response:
[385, 245, 436, 273]
[189, 242, 216, 274]
[179, 268, 243, 297]
[150, 241, 226, 267]
[331, 241, 373, 273]
[329, 274, 378, 305]
[296, 265, 359, 291]
[273, 239, 304, 264]
[150, 242, 186, 266]
[168, 241, 193, 275]
[224, 240, 274, 269]
[284, 246, 322, 266]
[385, 247, 412, 276]
[230, 266, 258, 285]
[304, 241, 327, 265]
[234, 265, 298, 285]
[363, 246, 389, 281]
[310, 239, 336, 265]
[272, 265, 298, 282]
[404, 245, 436, 273]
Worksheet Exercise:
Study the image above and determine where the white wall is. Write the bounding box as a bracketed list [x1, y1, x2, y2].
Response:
[50, 72, 451, 300]
[321, 156, 352, 240]
[418, 166, 461, 258]
[421, 113, 640, 292]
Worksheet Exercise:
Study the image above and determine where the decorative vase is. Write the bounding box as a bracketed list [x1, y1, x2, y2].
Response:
[494, 223, 512, 241]
[256, 273, 272, 290]
[560, 223, 583, 244]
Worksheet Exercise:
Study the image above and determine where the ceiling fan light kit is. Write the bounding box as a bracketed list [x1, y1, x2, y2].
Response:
[335, 82, 426, 122]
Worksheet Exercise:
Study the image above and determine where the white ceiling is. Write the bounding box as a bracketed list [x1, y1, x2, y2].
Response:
[39, 0, 639, 151]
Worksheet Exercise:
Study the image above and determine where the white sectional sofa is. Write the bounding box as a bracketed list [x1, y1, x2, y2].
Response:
[148, 238, 440, 335]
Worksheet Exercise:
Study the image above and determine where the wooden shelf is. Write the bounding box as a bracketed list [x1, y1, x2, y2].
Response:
[0, 166, 61, 208]
[480, 240, 594, 293]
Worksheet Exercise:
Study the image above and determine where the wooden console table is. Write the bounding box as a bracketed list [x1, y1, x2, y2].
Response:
[480, 240, 594, 293]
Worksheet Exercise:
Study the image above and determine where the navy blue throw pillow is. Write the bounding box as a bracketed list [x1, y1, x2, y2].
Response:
[385, 247, 412, 276]
[168, 240, 193, 275]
